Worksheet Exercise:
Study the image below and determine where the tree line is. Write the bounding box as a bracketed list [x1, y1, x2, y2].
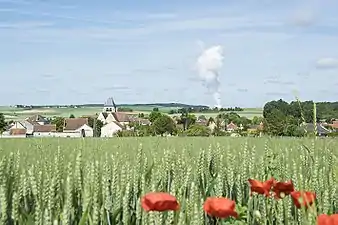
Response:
[262, 99, 338, 136]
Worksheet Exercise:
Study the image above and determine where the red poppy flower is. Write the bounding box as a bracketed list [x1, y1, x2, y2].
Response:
[317, 214, 338, 225]
[290, 191, 316, 209]
[272, 180, 295, 199]
[203, 197, 238, 219]
[248, 177, 276, 197]
[141, 192, 180, 212]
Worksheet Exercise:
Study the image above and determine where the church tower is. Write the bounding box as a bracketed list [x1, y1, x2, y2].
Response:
[104, 97, 117, 112]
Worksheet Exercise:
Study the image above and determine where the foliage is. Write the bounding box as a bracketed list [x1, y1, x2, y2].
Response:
[0, 113, 6, 133]
[138, 113, 145, 118]
[152, 114, 177, 136]
[178, 112, 196, 130]
[148, 111, 162, 123]
[0, 137, 336, 224]
[50, 116, 65, 132]
[262, 99, 338, 136]
[184, 124, 211, 136]
[69, 114, 75, 118]
[264, 99, 338, 124]
[87, 117, 104, 137]
[116, 130, 137, 137]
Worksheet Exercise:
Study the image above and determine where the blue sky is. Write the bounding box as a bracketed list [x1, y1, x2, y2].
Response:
[1, 0, 338, 107]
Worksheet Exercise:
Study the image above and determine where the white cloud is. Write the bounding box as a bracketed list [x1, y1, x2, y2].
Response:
[316, 57, 338, 69]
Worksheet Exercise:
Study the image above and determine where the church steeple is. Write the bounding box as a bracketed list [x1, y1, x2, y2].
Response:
[104, 97, 117, 112]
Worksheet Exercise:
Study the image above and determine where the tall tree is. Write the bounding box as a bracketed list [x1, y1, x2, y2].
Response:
[152, 114, 177, 136]
[51, 117, 65, 132]
[0, 113, 6, 134]
[179, 112, 196, 130]
[149, 111, 162, 123]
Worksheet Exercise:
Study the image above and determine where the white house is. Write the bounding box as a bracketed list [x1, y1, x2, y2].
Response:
[20, 120, 34, 135]
[63, 118, 93, 137]
[101, 121, 123, 137]
[9, 122, 27, 136]
[9, 120, 56, 137]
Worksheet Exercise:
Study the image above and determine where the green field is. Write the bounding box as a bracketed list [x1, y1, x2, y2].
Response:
[0, 105, 263, 121]
[0, 137, 336, 224]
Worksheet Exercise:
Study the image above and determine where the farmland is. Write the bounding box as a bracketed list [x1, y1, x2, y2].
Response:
[0, 137, 336, 224]
[0, 105, 263, 121]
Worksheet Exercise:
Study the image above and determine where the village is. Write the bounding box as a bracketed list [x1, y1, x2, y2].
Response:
[0, 97, 267, 138]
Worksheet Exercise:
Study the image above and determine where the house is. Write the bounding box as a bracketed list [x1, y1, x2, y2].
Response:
[101, 121, 123, 137]
[33, 124, 56, 137]
[195, 118, 208, 126]
[26, 115, 49, 125]
[63, 118, 93, 137]
[226, 122, 238, 132]
[247, 122, 264, 136]
[9, 120, 57, 137]
[303, 123, 331, 136]
[9, 121, 30, 136]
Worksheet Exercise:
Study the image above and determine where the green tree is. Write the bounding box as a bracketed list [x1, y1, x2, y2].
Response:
[263, 109, 286, 136]
[69, 114, 75, 118]
[138, 113, 145, 118]
[87, 117, 104, 137]
[0, 113, 6, 134]
[252, 116, 264, 125]
[149, 111, 162, 123]
[168, 109, 176, 114]
[179, 112, 196, 130]
[152, 107, 159, 112]
[185, 124, 211, 136]
[152, 114, 177, 136]
[51, 117, 65, 132]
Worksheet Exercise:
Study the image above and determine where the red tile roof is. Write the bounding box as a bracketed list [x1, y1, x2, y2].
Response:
[33, 124, 56, 132]
[112, 112, 131, 122]
[64, 118, 89, 131]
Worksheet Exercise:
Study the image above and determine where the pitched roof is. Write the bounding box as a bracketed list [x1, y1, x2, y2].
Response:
[33, 124, 56, 132]
[101, 112, 109, 119]
[64, 118, 89, 131]
[112, 112, 130, 122]
[113, 121, 124, 128]
[227, 122, 238, 129]
[104, 97, 116, 107]
[304, 123, 330, 134]
[26, 115, 48, 123]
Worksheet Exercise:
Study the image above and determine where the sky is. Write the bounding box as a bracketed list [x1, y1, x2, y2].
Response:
[1, 0, 338, 107]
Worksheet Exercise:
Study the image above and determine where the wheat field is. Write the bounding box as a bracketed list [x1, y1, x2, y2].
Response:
[0, 137, 337, 224]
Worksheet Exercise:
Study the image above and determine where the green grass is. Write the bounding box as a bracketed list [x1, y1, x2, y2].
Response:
[0, 137, 336, 224]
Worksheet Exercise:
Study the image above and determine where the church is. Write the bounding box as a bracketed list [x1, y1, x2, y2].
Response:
[97, 97, 131, 126]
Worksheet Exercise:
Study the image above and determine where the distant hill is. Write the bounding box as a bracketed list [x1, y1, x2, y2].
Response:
[81, 103, 209, 108]
[12, 103, 209, 108]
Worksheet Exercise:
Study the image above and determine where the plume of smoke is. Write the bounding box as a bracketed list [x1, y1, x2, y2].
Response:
[196, 44, 224, 108]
